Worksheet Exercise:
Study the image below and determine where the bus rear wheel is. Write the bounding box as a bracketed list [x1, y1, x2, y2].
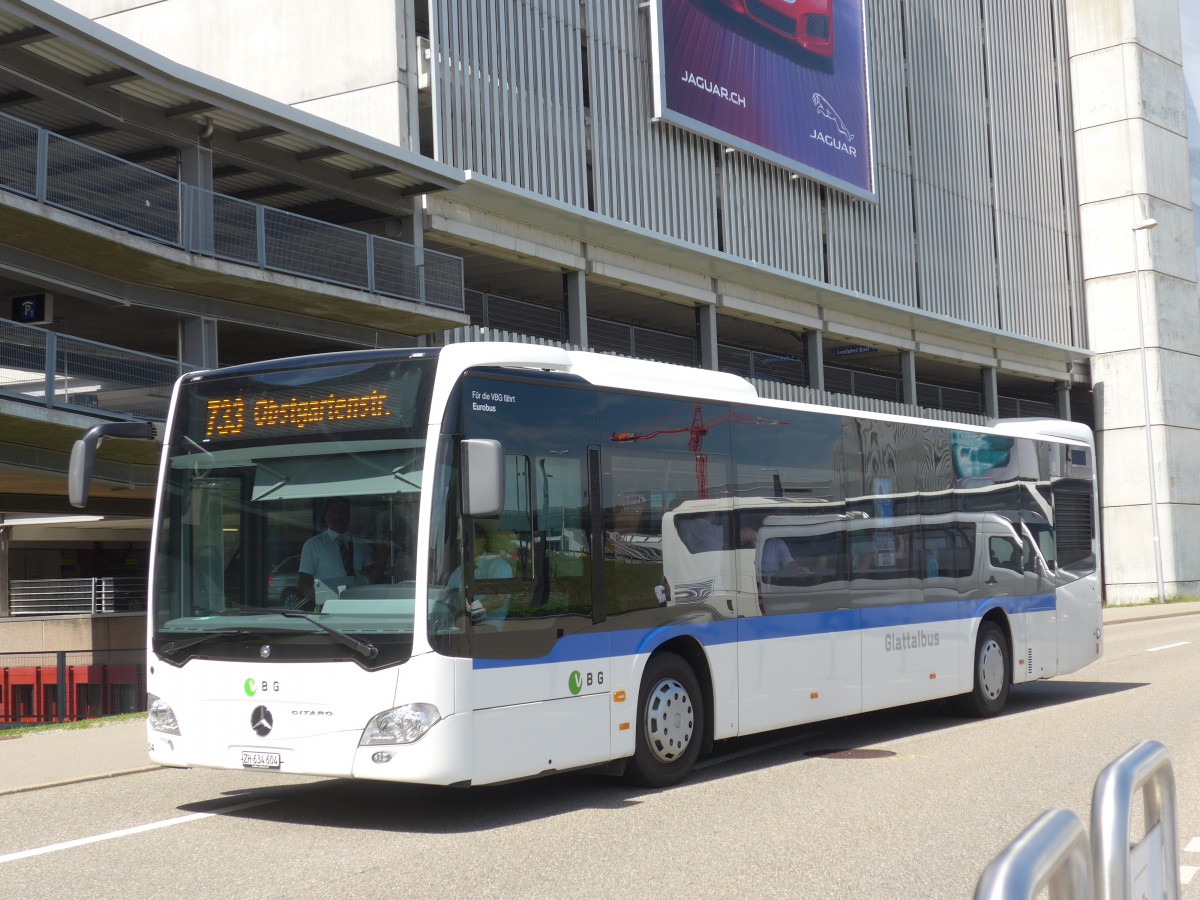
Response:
[956, 620, 1011, 717]
[626, 652, 704, 788]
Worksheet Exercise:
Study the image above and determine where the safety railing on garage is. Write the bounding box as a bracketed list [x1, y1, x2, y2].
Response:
[443, 291, 1064, 423]
[0, 111, 465, 311]
[974, 740, 1180, 900]
[8, 577, 148, 616]
[0, 648, 145, 725]
[0, 317, 187, 421]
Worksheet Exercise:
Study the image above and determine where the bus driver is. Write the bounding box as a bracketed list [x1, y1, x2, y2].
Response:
[297, 496, 375, 608]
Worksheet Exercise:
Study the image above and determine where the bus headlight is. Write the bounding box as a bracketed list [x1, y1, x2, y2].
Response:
[147, 694, 181, 736]
[360, 703, 441, 746]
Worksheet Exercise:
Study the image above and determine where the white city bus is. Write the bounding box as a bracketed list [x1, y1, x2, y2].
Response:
[70, 343, 1102, 787]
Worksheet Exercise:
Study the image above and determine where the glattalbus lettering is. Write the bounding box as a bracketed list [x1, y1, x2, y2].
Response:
[681, 70, 747, 108]
[884, 630, 941, 652]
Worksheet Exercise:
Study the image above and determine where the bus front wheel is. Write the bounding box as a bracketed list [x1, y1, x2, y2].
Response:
[956, 620, 1011, 717]
[626, 652, 704, 788]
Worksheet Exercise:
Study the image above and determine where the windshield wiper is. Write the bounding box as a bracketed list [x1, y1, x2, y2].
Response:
[392, 465, 419, 491]
[276, 610, 379, 660]
[160, 628, 252, 655]
[251, 460, 292, 501]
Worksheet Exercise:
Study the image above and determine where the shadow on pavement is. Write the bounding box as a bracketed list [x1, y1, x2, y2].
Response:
[174, 678, 1144, 835]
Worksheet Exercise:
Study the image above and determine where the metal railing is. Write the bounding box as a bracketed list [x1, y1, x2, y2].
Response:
[440, 293, 1060, 422]
[437, 325, 993, 425]
[0, 649, 145, 725]
[9, 577, 148, 615]
[0, 317, 186, 421]
[975, 809, 1094, 900]
[718, 344, 809, 386]
[1091, 741, 1180, 900]
[975, 740, 1180, 900]
[0, 111, 464, 311]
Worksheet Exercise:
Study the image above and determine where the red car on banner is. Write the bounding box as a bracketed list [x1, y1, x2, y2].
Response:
[716, 0, 835, 70]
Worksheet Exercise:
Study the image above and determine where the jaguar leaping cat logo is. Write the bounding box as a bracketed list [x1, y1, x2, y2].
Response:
[812, 93, 853, 142]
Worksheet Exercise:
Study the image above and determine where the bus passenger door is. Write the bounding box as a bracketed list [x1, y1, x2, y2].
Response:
[1020, 491, 1058, 681]
[457, 376, 608, 785]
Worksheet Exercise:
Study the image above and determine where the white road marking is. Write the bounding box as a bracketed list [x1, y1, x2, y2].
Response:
[0, 798, 275, 864]
[1181, 866, 1197, 886]
[1186, 837, 1200, 853]
[1146, 642, 1191, 653]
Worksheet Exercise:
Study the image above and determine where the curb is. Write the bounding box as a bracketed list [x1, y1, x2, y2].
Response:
[1103, 607, 1200, 627]
[0, 765, 159, 798]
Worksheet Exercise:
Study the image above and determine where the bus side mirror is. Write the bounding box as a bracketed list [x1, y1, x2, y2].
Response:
[68, 421, 160, 508]
[462, 438, 504, 518]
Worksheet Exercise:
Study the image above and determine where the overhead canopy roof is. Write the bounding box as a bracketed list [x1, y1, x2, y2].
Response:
[0, 0, 464, 216]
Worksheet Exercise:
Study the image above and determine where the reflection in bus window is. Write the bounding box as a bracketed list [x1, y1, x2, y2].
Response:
[676, 511, 730, 553]
[988, 536, 1023, 573]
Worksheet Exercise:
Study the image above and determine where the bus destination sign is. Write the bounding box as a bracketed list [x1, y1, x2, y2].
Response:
[202, 387, 392, 442]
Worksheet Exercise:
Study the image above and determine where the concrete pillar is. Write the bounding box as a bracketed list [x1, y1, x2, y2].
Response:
[1067, 0, 1200, 602]
[179, 142, 214, 255]
[1056, 381, 1072, 421]
[696, 304, 718, 370]
[180, 316, 219, 370]
[563, 270, 588, 349]
[399, 0, 421, 152]
[391, 211, 426, 305]
[981, 366, 999, 420]
[805, 329, 824, 392]
[901, 351, 918, 406]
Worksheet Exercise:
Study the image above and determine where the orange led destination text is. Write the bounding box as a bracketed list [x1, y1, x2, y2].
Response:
[205, 389, 390, 438]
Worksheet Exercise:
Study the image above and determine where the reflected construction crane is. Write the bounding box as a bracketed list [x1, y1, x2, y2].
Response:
[611, 404, 784, 498]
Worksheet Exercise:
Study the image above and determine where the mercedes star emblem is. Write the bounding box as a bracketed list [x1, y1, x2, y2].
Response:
[250, 705, 273, 737]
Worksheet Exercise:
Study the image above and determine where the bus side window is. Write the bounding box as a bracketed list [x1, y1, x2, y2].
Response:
[988, 536, 1022, 573]
[676, 511, 732, 553]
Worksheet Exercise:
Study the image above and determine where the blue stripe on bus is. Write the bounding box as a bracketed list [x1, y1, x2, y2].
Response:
[471, 593, 1057, 670]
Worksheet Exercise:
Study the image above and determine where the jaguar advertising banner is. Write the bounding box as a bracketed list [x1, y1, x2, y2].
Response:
[651, 0, 875, 199]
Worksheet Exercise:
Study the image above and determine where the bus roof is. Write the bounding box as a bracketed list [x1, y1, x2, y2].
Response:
[181, 343, 1089, 447]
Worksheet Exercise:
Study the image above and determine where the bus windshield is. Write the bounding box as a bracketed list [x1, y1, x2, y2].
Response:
[151, 354, 436, 668]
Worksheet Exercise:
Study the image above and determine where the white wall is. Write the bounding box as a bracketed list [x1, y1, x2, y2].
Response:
[1183, 2, 1200, 281]
[60, 0, 413, 146]
[1069, 0, 1200, 602]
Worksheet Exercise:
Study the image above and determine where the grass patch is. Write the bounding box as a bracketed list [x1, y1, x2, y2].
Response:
[1108, 595, 1200, 608]
[0, 712, 144, 738]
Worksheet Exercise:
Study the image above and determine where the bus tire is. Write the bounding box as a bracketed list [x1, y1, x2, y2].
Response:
[626, 652, 704, 789]
[956, 620, 1011, 717]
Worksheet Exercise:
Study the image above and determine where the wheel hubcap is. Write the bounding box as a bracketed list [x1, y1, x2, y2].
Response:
[979, 639, 1004, 700]
[644, 677, 694, 764]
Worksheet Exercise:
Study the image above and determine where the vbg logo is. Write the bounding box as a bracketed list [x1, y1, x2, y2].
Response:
[567, 670, 603, 695]
[244, 678, 280, 697]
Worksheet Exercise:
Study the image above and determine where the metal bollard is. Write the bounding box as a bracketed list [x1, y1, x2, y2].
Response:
[1091, 740, 1180, 900]
[974, 808, 1094, 900]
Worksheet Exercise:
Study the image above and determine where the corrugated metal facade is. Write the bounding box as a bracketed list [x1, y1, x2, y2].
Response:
[431, 0, 1084, 347]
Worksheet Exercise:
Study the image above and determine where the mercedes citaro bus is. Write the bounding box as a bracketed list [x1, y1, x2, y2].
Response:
[70, 343, 1102, 787]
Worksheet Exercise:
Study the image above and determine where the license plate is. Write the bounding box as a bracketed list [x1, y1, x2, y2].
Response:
[241, 751, 281, 769]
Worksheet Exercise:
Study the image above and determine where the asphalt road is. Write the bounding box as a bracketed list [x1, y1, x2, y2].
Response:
[2, 610, 1199, 899]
